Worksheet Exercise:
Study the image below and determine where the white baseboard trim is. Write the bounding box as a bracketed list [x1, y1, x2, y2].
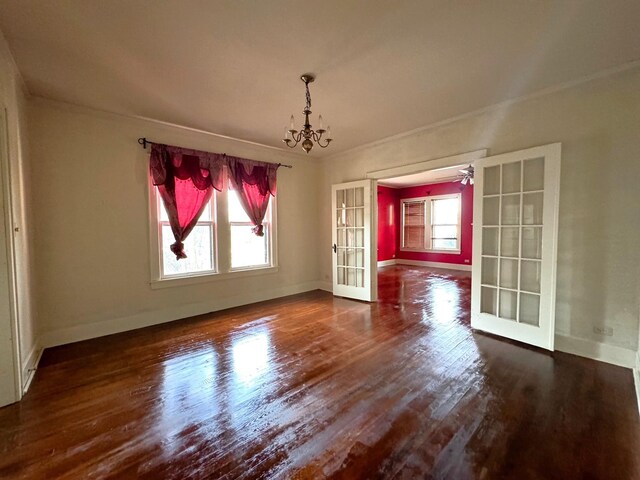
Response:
[40, 281, 325, 348]
[395, 259, 472, 272]
[317, 281, 333, 293]
[377, 259, 397, 267]
[21, 340, 43, 395]
[555, 334, 636, 369]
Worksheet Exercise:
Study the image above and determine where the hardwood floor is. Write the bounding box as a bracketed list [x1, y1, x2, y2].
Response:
[1, 265, 638, 479]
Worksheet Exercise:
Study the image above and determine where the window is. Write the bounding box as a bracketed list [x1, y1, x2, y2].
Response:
[401, 194, 461, 252]
[151, 181, 276, 285]
[228, 188, 271, 269]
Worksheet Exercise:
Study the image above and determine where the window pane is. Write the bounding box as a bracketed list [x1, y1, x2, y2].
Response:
[228, 189, 252, 222]
[432, 198, 459, 224]
[404, 226, 424, 248]
[433, 238, 457, 250]
[162, 224, 213, 276]
[231, 225, 268, 268]
[159, 198, 212, 222]
[432, 225, 457, 239]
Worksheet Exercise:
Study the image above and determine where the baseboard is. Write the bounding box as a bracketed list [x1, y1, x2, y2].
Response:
[40, 281, 325, 348]
[555, 334, 636, 369]
[377, 259, 397, 267]
[395, 259, 472, 272]
[317, 281, 333, 293]
[21, 340, 43, 395]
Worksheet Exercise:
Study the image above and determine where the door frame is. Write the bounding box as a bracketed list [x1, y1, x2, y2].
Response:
[366, 149, 488, 284]
[0, 105, 22, 404]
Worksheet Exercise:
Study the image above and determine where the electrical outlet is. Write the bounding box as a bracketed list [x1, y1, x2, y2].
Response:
[593, 326, 613, 337]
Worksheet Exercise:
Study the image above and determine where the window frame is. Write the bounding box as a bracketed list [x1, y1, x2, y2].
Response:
[400, 193, 461, 254]
[147, 175, 278, 289]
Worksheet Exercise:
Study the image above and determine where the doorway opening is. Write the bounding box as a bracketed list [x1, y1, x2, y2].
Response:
[374, 161, 475, 318]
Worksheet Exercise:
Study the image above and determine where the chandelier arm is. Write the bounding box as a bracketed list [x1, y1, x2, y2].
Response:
[317, 138, 332, 148]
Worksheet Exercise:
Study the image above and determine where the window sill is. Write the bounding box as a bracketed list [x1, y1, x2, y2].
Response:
[150, 265, 279, 290]
[400, 248, 461, 255]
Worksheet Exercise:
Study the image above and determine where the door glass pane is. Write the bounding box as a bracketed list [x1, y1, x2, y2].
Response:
[356, 249, 364, 267]
[484, 166, 500, 195]
[521, 260, 541, 293]
[337, 209, 346, 227]
[337, 229, 346, 247]
[482, 227, 499, 255]
[345, 209, 354, 227]
[521, 227, 542, 259]
[502, 162, 521, 194]
[481, 287, 497, 314]
[355, 208, 364, 227]
[336, 248, 345, 266]
[499, 290, 518, 320]
[523, 193, 543, 225]
[523, 157, 544, 192]
[337, 267, 345, 285]
[500, 227, 519, 257]
[345, 249, 356, 267]
[347, 268, 356, 286]
[354, 187, 364, 207]
[355, 228, 364, 247]
[519, 293, 540, 326]
[483, 197, 500, 226]
[481, 257, 498, 286]
[336, 190, 345, 208]
[501, 195, 521, 225]
[356, 269, 364, 287]
[499, 258, 518, 289]
[346, 189, 355, 207]
[346, 229, 355, 247]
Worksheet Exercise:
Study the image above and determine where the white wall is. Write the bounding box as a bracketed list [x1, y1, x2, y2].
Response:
[0, 30, 38, 400]
[28, 99, 322, 347]
[320, 67, 640, 361]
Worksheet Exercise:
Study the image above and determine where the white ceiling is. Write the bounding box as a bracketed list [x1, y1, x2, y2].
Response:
[1, 1, 639, 157]
[378, 164, 466, 188]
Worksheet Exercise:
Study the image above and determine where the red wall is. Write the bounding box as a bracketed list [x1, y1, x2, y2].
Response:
[377, 185, 399, 261]
[377, 181, 473, 265]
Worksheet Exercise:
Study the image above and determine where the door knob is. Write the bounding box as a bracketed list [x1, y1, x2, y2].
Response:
[332, 243, 337, 253]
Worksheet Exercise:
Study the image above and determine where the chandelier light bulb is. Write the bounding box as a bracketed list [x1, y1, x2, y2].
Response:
[318, 115, 324, 130]
[327, 125, 332, 139]
[289, 115, 295, 130]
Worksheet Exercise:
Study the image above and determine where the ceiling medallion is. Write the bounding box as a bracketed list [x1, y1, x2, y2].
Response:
[283, 74, 332, 154]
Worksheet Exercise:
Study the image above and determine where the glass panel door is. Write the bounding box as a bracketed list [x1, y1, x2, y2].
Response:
[332, 180, 375, 301]
[472, 144, 561, 350]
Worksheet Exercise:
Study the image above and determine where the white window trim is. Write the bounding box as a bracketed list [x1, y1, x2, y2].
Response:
[147, 175, 278, 288]
[400, 193, 462, 254]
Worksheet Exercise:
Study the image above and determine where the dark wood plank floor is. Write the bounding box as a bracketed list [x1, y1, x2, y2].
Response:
[1, 265, 638, 479]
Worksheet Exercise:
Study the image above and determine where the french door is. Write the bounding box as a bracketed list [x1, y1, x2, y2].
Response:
[331, 180, 376, 302]
[471, 143, 561, 350]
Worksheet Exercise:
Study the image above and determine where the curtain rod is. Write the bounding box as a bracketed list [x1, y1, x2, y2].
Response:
[137, 137, 293, 168]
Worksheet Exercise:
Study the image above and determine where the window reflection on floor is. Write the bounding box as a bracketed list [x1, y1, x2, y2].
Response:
[232, 330, 270, 385]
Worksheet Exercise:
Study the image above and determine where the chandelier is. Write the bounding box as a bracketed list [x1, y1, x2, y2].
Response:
[283, 74, 332, 154]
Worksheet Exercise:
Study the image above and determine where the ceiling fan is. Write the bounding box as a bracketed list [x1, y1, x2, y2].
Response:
[454, 165, 474, 186]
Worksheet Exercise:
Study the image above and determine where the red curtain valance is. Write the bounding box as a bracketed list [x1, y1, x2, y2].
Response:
[149, 143, 280, 259]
